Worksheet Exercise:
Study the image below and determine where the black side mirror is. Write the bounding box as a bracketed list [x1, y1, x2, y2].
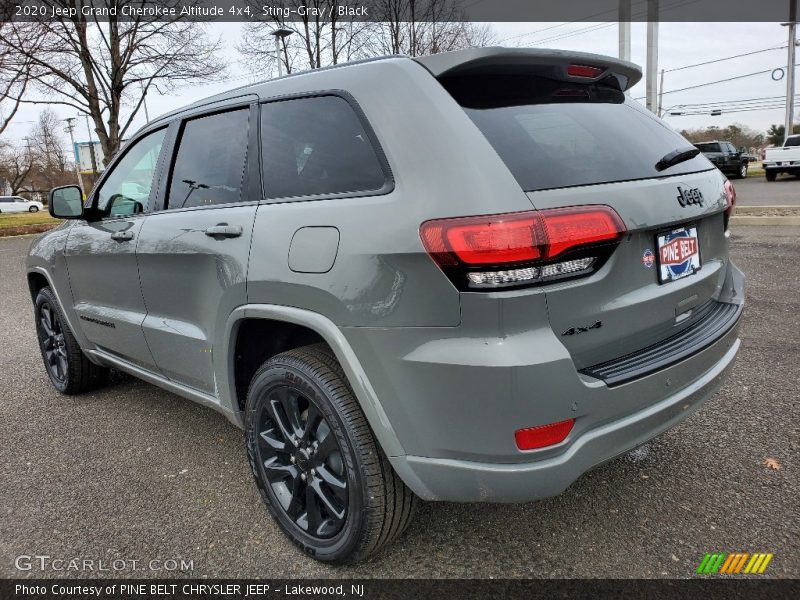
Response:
[49, 185, 84, 219]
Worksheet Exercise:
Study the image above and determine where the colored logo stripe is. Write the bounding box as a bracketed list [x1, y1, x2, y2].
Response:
[697, 552, 773, 574]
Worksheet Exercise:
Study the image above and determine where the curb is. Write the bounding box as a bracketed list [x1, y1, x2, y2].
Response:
[731, 216, 800, 226]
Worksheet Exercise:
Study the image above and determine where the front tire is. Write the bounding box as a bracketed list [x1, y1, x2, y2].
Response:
[29, 206, 39, 212]
[34, 287, 109, 394]
[245, 344, 417, 563]
[737, 163, 748, 179]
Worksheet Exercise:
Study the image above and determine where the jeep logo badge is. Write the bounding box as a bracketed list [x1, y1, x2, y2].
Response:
[677, 186, 704, 207]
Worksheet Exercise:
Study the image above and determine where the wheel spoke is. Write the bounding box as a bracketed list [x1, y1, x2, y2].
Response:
[285, 471, 305, 520]
[262, 456, 298, 484]
[304, 484, 323, 534]
[310, 477, 346, 520]
[268, 398, 297, 446]
[302, 403, 322, 443]
[316, 464, 347, 500]
[314, 427, 338, 460]
[258, 427, 287, 452]
[40, 307, 54, 336]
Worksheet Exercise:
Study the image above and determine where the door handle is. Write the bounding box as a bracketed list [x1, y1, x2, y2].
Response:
[110, 231, 134, 242]
[204, 224, 242, 238]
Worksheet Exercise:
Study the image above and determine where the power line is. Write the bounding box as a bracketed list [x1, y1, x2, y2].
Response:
[664, 45, 787, 73]
[635, 65, 800, 100]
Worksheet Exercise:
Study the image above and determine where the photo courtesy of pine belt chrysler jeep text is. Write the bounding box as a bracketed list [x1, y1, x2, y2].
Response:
[27, 47, 744, 563]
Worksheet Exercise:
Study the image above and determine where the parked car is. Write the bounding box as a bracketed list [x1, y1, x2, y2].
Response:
[0, 196, 44, 213]
[27, 47, 743, 563]
[763, 134, 800, 181]
[692, 140, 750, 178]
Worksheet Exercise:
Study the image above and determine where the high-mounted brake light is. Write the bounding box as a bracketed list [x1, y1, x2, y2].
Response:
[515, 419, 575, 450]
[723, 179, 736, 230]
[420, 206, 625, 290]
[567, 64, 605, 78]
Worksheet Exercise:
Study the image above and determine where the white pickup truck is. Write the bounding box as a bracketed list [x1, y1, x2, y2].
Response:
[763, 134, 800, 181]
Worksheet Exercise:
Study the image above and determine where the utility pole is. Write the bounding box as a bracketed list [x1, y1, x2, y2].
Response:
[140, 81, 150, 123]
[63, 118, 85, 193]
[83, 114, 98, 179]
[618, 0, 631, 62]
[646, 0, 659, 114]
[657, 68, 665, 117]
[619, 0, 632, 94]
[783, 0, 797, 143]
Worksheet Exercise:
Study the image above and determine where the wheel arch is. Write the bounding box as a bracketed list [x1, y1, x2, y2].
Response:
[220, 305, 406, 459]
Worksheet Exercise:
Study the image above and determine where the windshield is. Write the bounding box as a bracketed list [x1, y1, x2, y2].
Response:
[444, 74, 713, 192]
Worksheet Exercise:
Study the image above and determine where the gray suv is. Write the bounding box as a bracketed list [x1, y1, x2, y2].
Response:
[27, 48, 744, 563]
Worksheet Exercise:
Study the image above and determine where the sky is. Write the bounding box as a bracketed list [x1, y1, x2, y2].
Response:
[3, 21, 794, 147]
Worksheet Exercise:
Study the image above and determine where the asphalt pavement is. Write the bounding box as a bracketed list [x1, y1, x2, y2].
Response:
[734, 175, 799, 207]
[0, 227, 797, 579]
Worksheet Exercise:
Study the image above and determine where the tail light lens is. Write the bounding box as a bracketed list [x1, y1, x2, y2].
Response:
[723, 179, 736, 230]
[515, 418, 575, 450]
[420, 206, 625, 290]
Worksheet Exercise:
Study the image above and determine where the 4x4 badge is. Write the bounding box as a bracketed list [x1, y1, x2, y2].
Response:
[677, 186, 704, 207]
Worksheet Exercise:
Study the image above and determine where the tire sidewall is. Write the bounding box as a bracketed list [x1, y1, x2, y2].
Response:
[245, 359, 368, 561]
[34, 288, 70, 393]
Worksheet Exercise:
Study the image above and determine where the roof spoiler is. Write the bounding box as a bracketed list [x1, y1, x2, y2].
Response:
[414, 47, 642, 92]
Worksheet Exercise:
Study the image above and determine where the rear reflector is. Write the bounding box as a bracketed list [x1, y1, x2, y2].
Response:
[515, 419, 575, 450]
[567, 64, 605, 78]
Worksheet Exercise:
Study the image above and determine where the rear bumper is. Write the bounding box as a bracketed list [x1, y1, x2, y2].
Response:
[390, 328, 739, 502]
[341, 261, 744, 502]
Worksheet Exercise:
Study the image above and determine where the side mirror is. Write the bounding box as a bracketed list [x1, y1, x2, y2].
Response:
[49, 185, 84, 219]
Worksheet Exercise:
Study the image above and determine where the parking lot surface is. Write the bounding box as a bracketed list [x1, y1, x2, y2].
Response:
[0, 226, 797, 579]
[735, 176, 800, 206]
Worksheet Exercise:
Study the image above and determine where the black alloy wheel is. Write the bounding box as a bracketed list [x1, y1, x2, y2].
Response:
[37, 300, 68, 384]
[34, 286, 109, 394]
[245, 344, 417, 562]
[255, 384, 348, 539]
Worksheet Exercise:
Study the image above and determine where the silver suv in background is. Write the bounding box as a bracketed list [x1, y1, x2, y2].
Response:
[27, 48, 743, 563]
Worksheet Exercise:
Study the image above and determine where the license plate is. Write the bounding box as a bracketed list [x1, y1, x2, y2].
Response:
[656, 225, 701, 284]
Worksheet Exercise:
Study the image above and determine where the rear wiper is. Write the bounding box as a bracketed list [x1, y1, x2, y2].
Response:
[655, 147, 701, 172]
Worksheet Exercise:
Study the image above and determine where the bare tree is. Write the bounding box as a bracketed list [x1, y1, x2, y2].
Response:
[0, 141, 35, 196]
[237, 0, 494, 79]
[29, 108, 70, 189]
[1, 0, 226, 165]
[0, 16, 38, 138]
[238, 1, 373, 76]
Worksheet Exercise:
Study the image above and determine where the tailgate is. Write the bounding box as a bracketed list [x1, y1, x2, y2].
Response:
[527, 170, 730, 368]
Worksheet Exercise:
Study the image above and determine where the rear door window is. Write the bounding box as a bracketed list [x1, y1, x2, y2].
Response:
[260, 95, 387, 199]
[167, 109, 249, 210]
[444, 74, 712, 192]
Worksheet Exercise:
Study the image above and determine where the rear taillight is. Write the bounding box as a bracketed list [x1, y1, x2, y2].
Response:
[420, 206, 625, 290]
[515, 419, 575, 450]
[723, 179, 736, 230]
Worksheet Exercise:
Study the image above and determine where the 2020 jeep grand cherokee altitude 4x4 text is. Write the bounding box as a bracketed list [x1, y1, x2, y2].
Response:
[27, 48, 744, 563]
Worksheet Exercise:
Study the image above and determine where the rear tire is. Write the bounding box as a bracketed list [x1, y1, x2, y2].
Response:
[29, 206, 39, 212]
[245, 343, 417, 563]
[765, 171, 777, 182]
[34, 286, 109, 394]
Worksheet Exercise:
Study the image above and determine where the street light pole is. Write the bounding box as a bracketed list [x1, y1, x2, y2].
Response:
[63, 117, 85, 194]
[272, 28, 293, 77]
[783, 0, 797, 143]
[84, 114, 98, 179]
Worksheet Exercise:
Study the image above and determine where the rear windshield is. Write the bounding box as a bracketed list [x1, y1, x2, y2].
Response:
[443, 74, 712, 192]
[694, 142, 721, 152]
[786, 136, 800, 147]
